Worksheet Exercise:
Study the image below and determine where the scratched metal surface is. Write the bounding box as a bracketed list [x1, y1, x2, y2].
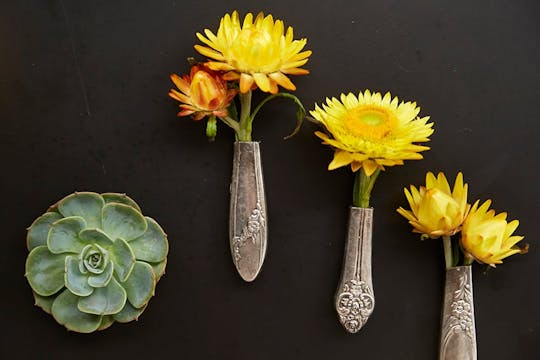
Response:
[0, 1, 538, 359]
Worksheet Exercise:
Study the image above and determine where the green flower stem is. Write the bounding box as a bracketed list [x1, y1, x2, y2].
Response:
[238, 90, 253, 141]
[352, 168, 381, 208]
[218, 115, 240, 133]
[442, 235, 453, 269]
[463, 253, 475, 266]
[249, 92, 306, 139]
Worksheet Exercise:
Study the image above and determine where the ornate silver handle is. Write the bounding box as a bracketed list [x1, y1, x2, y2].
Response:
[229, 141, 267, 282]
[335, 207, 374, 333]
[440, 266, 477, 360]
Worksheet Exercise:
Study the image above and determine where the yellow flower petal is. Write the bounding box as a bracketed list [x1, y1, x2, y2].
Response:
[328, 150, 353, 170]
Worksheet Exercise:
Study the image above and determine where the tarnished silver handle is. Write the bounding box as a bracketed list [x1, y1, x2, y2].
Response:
[440, 266, 477, 360]
[335, 207, 374, 333]
[229, 141, 267, 282]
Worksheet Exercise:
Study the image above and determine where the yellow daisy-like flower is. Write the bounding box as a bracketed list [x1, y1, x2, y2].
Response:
[461, 200, 527, 266]
[311, 90, 434, 176]
[194, 11, 311, 94]
[397, 172, 470, 239]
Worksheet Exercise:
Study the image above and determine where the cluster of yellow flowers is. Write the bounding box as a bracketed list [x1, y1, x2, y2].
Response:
[397, 172, 527, 266]
[169, 11, 310, 138]
[168, 10, 526, 268]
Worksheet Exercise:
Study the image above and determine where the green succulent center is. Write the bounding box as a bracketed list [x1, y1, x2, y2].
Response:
[80, 244, 109, 274]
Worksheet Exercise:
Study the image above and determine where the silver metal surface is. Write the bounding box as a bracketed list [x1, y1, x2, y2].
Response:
[229, 142, 267, 282]
[335, 207, 374, 333]
[440, 266, 477, 360]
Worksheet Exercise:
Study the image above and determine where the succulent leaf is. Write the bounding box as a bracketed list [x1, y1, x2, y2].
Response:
[52, 289, 102, 333]
[88, 260, 114, 288]
[151, 259, 167, 281]
[113, 302, 147, 323]
[130, 217, 169, 262]
[26, 246, 67, 296]
[26, 192, 168, 333]
[102, 193, 142, 213]
[110, 238, 136, 281]
[123, 261, 156, 308]
[33, 292, 56, 314]
[79, 228, 114, 248]
[58, 192, 105, 228]
[47, 216, 87, 254]
[97, 315, 115, 331]
[77, 277, 127, 315]
[65, 256, 93, 297]
[27, 212, 62, 250]
[102, 203, 147, 241]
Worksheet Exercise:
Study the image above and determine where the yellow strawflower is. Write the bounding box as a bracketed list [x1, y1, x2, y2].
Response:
[397, 172, 469, 238]
[311, 90, 434, 176]
[194, 11, 311, 94]
[461, 200, 527, 266]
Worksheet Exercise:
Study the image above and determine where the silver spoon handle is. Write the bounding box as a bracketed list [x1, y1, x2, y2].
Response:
[335, 207, 375, 333]
[229, 141, 267, 282]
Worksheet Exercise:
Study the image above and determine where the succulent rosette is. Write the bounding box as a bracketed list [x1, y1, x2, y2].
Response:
[25, 192, 168, 333]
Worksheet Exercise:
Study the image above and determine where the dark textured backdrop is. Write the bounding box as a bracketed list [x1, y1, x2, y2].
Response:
[1, 0, 538, 359]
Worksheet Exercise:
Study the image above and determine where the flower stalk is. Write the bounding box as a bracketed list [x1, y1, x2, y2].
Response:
[353, 169, 380, 208]
[442, 235, 453, 269]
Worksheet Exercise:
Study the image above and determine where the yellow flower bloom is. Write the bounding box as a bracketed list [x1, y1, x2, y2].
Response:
[461, 200, 527, 266]
[311, 90, 434, 175]
[397, 172, 469, 238]
[194, 11, 311, 94]
[169, 64, 237, 121]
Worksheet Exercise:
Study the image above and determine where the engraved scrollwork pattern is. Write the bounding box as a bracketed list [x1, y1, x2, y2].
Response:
[232, 202, 265, 263]
[442, 272, 474, 350]
[336, 279, 374, 333]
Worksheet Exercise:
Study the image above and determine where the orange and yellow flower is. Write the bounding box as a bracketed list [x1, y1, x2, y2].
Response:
[311, 90, 434, 175]
[397, 172, 469, 239]
[169, 64, 237, 121]
[461, 200, 527, 266]
[194, 11, 311, 94]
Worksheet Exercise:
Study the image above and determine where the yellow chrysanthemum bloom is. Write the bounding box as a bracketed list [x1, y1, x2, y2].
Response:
[194, 11, 311, 94]
[397, 172, 469, 238]
[461, 200, 527, 266]
[311, 90, 434, 176]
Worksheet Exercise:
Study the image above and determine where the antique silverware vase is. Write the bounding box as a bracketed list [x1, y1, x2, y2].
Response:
[335, 207, 375, 333]
[439, 266, 477, 360]
[229, 141, 267, 282]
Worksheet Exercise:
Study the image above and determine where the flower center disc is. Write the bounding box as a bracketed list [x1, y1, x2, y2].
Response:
[345, 107, 396, 140]
[230, 28, 279, 73]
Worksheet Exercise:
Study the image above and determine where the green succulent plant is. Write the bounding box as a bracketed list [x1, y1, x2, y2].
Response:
[25, 192, 168, 333]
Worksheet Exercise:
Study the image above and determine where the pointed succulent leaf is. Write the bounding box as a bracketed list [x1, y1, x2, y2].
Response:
[79, 228, 114, 248]
[78, 277, 127, 315]
[113, 302, 147, 323]
[130, 217, 169, 262]
[65, 256, 93, 296]
[88, 260, 114, 288]
[102, 203, 147, 241]
[97, 315, 115, 331]
[150, 259, 167, 281]
[52, 289, 102, 333]
[123, 261, 156, 309]
[58, 192, 105, 228]
[27, 212, 62, 250]
[110, 238, 135, 281]
[33, 292, 56, 314]
[47, 216, 87, 254]
[26, 246, 67, 296]
[102, 193, 142, 213]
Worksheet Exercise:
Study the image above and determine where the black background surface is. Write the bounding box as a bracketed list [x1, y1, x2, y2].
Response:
[1, 1, 539, 359]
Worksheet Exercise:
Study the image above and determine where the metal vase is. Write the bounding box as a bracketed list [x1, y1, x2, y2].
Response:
[229, 141, 267, 282]
[335, 207, 375, 333]
[439, 266, 477, 360]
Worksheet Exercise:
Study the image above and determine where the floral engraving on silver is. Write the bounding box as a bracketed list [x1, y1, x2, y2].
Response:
[336, 279, 374, 333]
[335, 207, 374, 333]
[232, 202, 265, 263]
[229, 142, 268, 282]
[440, 266, 477, 360]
